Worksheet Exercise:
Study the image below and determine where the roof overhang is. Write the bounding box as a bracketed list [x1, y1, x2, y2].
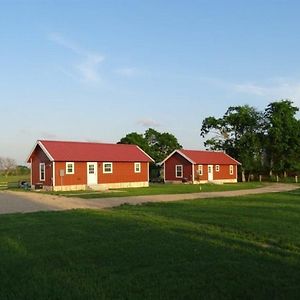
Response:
[159, 149, 195, 165]
[26, 140, 54, 163]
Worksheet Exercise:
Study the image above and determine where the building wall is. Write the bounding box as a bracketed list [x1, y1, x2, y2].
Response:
[31, 145, 53, 187]
[164, 152, 192, 182]
[53, 161, 149, 187]
[164, 152, 238, 183]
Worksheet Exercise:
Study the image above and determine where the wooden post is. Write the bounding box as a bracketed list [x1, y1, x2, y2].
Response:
[259, 175, 262, 182]
[276, 175, 279, 182]
[295, 176, 298, 183]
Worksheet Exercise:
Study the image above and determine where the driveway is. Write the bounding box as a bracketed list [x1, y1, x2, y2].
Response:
[0, 183, 298, 215]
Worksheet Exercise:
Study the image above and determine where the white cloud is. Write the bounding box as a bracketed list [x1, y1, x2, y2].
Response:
[49, 33, 105, 83]
[137, 118, 161, 127]
[231, 79, 300, 104]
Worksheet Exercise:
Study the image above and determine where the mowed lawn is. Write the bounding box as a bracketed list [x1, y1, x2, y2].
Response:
[51, 182, 264, 198]
[1, 191, 300, 299]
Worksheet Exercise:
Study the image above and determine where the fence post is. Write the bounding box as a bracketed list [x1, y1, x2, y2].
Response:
[295, 176, 298, 183]
[259, 175, 262, 182]
[276, 175, 279, 182]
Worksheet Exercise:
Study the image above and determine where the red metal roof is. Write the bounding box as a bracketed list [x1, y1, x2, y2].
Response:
[178, 149, 240, 165]
[29, 140, 154, 162]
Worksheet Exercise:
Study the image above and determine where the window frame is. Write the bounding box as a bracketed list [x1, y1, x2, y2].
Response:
[66, 162, 75, 175]
[175, 165, 183, 178]
[103, 162, 113, 174]
[39, 163, 45, 181]
[134, 162, 141, 173]
[215, 165, 220, 172]
[229, 165, 234, 175]
[198, 165, 203, 176]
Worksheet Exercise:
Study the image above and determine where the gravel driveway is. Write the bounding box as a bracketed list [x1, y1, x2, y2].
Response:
[0, 183, 298, 215]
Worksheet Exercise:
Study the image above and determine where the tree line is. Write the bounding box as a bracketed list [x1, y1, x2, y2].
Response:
[200, 100, 300, 181]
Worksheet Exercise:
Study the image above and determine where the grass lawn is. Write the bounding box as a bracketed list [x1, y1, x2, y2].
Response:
[50, 182, 264, 199]
[0, 191, 300, 299]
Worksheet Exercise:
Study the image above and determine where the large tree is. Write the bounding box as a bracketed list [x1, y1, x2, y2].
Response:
[264, 100, 300, 176]
[118, 128, 182, 163]
[201, 105, 264, 181]
[0, 157, 17, 177]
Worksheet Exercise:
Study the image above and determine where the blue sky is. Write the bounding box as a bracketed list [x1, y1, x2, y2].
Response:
[2, 0, 300, 164]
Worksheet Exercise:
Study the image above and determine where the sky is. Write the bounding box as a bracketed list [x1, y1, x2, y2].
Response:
[2, 0, 300, 164]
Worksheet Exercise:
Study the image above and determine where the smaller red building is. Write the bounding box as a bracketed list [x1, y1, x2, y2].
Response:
[161, 149, 240, 184]
[27, 140, 154, 191]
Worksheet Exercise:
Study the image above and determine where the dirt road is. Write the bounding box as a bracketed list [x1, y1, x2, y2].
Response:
[0, 183, 297, 215]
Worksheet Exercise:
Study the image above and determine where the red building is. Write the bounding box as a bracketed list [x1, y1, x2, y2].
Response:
[27, 140, 154, 191]
[161, 149, 240, 184]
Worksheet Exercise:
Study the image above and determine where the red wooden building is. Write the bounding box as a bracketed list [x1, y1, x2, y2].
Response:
[161, 149, 240, 184]
[27, 140, 154, 191]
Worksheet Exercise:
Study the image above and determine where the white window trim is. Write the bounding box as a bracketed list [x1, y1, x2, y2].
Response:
[39, 163, 45, 181]
[66, 162, 75, 175]
[215, 165, 220, 172]
[134, 162, 141, 173]
[198, 165, 203, 176]
[175, 165, 183, 178]
[103, 162, 113, 174]
[230, 165, 234, 175]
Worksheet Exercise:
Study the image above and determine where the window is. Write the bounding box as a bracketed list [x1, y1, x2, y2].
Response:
[103, 162, 113, 174]
[39, 163, 45, 181]
[230, 165, 234, 175]
[215, 165, 220, 172]
[175, 165, 183, 178]
[134, 162, 141, 173]
[198, 165, 203, 176]
[66, 162, 74, 174]
[89, 164, 95, 174]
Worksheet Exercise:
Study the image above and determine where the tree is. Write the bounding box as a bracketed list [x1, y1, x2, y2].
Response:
[0, 157, 17, 177]
[201, 105, 264, 181]
[118, 128, 182, 179]
[264, 100, 300, 176]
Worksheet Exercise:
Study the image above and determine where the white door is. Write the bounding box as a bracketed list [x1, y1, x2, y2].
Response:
[87, 162, 98, 185]
[208, 165, 213, 181]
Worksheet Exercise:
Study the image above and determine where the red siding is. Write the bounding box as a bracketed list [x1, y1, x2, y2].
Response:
[30, 145, 53, 186]
[194, 164, 237, 181]
[53, 161, 148, 187]
[164, 152, 193, 182]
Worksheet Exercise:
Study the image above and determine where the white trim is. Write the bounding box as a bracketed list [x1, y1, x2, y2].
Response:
[147, 162, 149, 182]
[160, 149, 195, 165]
[30, 158, 33, 186]
[66, 162, 75, 174]
[103, 162, 113, 174]
[87, 162, 98, 185]
[135, 145, 155, 162]
[53, 162, 56, 186]
[26, 140, 54, 163]
[198, 165, 203, 176]
[39, 163, 45, 181]
[192, 164, 195, 183]
[208, 165, 213, 181]
[175, 165, 183, 178]
[134, 162, 141, 173]
[215, 165, 220, 172]
[230, 165, 234, 175]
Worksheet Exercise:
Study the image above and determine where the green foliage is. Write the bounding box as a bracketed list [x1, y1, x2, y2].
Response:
[0, 192, 300, 299]
[201, 100, 300, 177]
[118, 128, 182, 163]
[264, 100, 300, 174]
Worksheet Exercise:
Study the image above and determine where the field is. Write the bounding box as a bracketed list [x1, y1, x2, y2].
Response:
[0, 190, 300, 299]
[50, 182, 264, 198]
[0, 175, 30, 189]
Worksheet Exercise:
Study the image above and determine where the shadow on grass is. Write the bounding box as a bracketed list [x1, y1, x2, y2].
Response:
[0, 194, 300, 299]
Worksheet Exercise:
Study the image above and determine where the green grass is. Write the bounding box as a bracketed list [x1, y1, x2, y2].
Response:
[0, 191, 300, 299]
[0, 175, 30, 189]
[50, 182, 264, 198]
